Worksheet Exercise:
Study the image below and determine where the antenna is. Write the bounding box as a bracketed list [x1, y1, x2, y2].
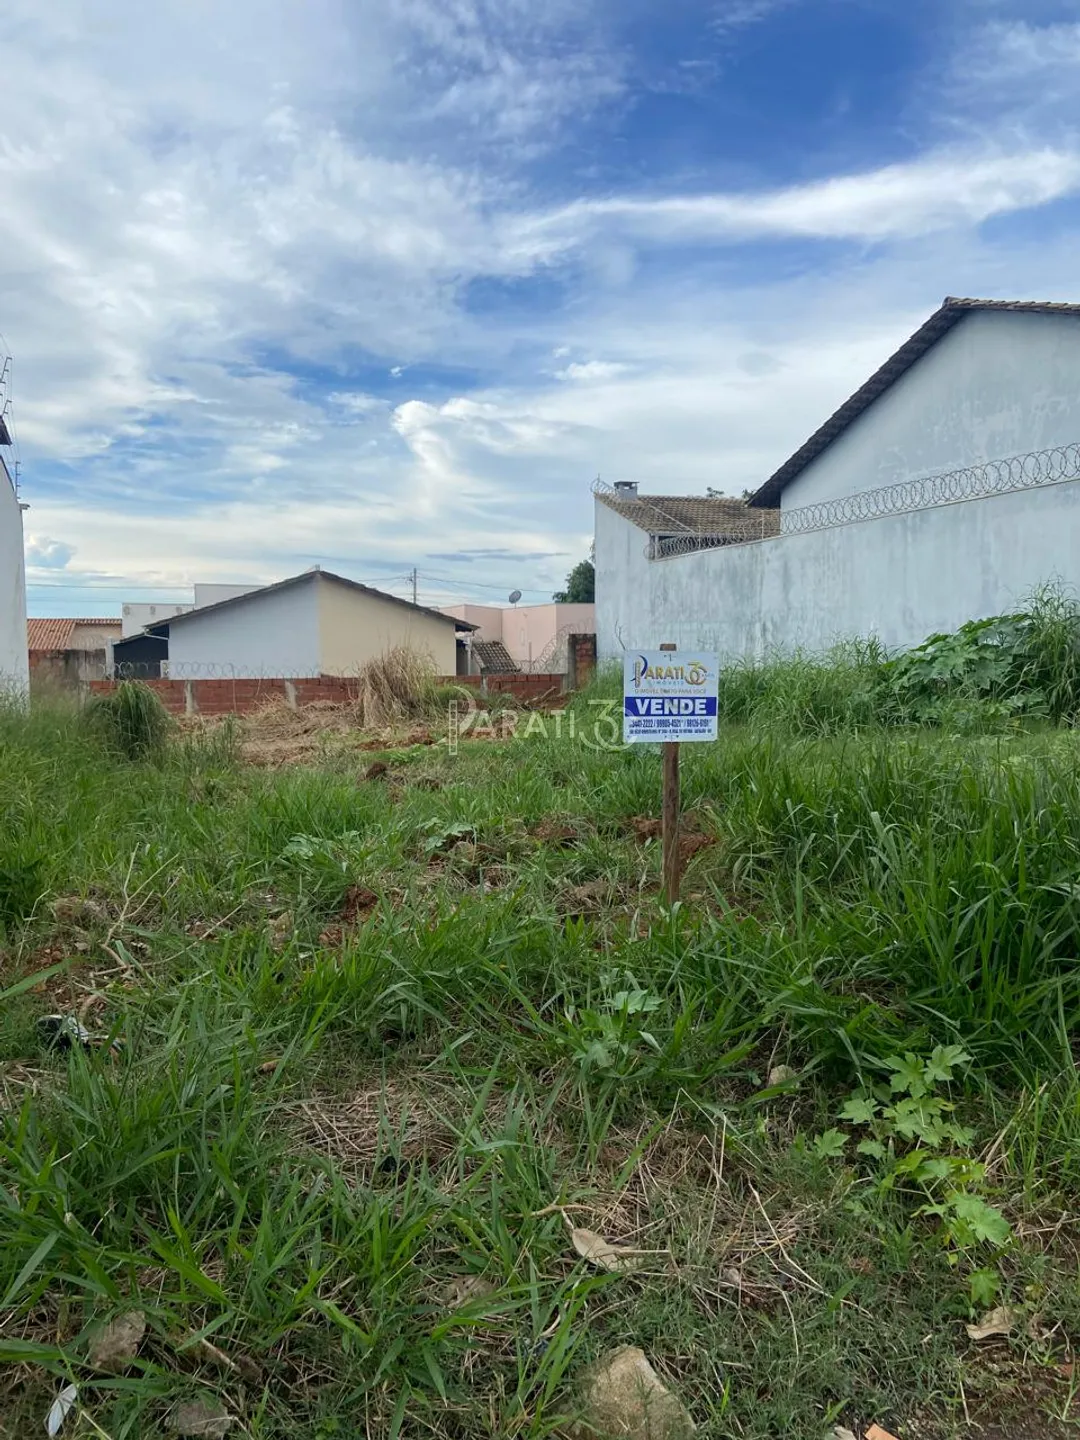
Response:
[508, 589, 522, 605]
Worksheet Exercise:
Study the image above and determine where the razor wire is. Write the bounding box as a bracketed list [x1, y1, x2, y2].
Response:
[780, 442, 1080, 537]
[647, 515, 780, 559]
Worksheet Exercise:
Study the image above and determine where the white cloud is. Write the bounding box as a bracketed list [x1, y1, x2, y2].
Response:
[25, 535, 74, 569]
[556, 361, 629, 382]
[512, 147, 1080, 256]
[710, 0, 798, 40]
[328, 392, 387, 416]
[6, 0, 1080, 611]
[964, 19, 1080, 82]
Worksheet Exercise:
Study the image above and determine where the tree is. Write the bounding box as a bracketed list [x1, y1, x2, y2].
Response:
[554, 553, 595, 603]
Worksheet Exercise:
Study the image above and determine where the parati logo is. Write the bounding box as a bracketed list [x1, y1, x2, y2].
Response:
[633, 656, 709, 687]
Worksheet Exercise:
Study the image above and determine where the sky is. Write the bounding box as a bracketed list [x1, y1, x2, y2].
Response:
[3, 0, 1080, 615]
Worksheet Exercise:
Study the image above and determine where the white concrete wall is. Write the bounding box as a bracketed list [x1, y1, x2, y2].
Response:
[122, 601, 193, 638]
[166, 579, 321, 677]
[596, 478, 1080, 662]
[784, 313, 1080, 511]
[0, 461, 28, 696]
[194, 583, 259, 609]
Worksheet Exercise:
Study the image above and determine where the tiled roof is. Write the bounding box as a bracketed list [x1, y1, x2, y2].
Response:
[472, 640, 519, 674]
[750, 297, 1080, 508]
[596, 491, 780, 539]
[27, 617, 118, 651]
[28, 618, 75, 651]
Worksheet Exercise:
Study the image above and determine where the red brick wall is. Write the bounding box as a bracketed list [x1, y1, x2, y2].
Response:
[86, 673, 566, 716]
[568, 633, 597, 690]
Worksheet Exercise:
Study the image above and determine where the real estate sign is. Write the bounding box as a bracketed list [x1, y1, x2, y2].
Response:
[622, 651, 719, 744]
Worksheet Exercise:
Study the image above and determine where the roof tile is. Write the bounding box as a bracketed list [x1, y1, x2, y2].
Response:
[27, 618, 75, 651]
[597, 491, 779, 539]
[27, 617, 118, 651]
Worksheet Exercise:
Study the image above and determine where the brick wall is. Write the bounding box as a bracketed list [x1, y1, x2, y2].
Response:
[567, 633, 597, 691]
[86, 673, 566, 716]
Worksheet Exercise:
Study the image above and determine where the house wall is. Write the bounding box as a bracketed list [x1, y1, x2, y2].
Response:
[318, 578, 459, 674]
[499, 603, 596, 669]
[166, 580, 321, 677]
[784, 312, 1080, 512]
[112, 632, 169, 678]
[70, 621, 122, 649]
[29, 648, 109, 691]
[194, 583, 259, 609]
[439, 602, 596, 668]
[440, 604, 505, 641]
[122, 602, 193, 638]
[596, 477, 1080, 662]
[0, 460, 28, 696]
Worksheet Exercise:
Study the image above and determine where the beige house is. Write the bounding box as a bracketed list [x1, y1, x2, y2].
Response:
[153, 569, 474, 678]
[27, 616, 123, 690]
[441, 601, 595, 673]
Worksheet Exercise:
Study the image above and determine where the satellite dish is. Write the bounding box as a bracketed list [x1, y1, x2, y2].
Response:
[508, 590, 522, 605]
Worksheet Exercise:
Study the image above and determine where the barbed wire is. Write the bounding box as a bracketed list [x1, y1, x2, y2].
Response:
[780, 442, 1080, 536]
[647, 516, 779, 559]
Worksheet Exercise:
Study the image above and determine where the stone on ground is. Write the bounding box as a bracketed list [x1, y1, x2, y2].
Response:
[575, 1345, 696, 1439]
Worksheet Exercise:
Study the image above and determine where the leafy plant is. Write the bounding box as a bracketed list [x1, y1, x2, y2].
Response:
[559, 977, 663, 1076]
[819, 1046, 1011, 1263]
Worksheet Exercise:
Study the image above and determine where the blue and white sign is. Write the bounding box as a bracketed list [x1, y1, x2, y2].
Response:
[622, 651, 719, 744]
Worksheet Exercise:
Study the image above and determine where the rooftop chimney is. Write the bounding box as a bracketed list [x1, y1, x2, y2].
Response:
[613, 481, 639, 498]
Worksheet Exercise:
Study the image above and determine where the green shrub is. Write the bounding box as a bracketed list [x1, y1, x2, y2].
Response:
[85, 680, 172, 760]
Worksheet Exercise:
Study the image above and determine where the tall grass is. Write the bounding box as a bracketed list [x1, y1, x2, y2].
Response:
[5, 675, 1080, 1435]
[85, 680, 172, 760]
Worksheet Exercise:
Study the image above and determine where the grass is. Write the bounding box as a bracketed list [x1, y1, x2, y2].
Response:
[3, 672, 1080, 1439]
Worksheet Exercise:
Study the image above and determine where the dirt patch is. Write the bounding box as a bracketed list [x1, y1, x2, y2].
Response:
[626, 815, 663, 842]
[680, 831, 716, 864]
[318, 885, 381, 946]
[208, 700, 445, 768]
[532, 817, 590, 848]
[558, 879, 629, 921]
[5, 943, 133, 1033]
[288, 1081, 480, 1176]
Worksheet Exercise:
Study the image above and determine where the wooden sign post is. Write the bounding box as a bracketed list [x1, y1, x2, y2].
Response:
[622, 643, 720, 908]
[659, 643, 681, 904]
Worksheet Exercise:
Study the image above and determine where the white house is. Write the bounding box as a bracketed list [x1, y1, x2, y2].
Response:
[0, 442, 28, 697]
[596, 297, 1080, 661]
[150, 568, 474, 678]
[120, 584, 258, 638]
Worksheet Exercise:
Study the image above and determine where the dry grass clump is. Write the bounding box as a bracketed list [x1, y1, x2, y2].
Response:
[354, 646, 438, 729]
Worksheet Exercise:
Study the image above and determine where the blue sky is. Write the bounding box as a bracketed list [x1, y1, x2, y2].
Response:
[3, 0, 1080, 614]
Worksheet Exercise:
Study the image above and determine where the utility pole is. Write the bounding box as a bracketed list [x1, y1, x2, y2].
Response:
[409, 567, 418, 605]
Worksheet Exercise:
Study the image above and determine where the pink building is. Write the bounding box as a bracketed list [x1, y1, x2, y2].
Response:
[440, 602, 595, 673]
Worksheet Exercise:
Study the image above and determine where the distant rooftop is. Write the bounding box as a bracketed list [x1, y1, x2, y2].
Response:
[27, 617, 118, 651]
[596, 485, 779, 540]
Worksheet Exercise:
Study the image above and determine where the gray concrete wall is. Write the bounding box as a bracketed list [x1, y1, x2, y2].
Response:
[0, 461, 28, 696]
[166, 579, 321, 677]
[596, 477, 1080, 662]
[784, 312, 1080, 511]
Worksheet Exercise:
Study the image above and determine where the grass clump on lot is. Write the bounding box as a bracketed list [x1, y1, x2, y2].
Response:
[84, 679, 173, 761]
[3, 643, 1080, 1437]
